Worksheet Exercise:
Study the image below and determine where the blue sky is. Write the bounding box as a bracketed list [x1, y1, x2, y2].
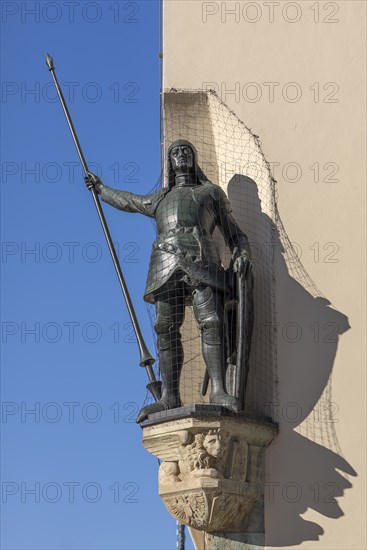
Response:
[1, 1, 193, 548]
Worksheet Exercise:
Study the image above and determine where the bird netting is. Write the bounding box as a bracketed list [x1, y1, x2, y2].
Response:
[141, 89, 341, 454]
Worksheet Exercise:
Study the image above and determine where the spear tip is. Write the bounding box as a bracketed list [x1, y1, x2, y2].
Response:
[45, 53, 54, 70]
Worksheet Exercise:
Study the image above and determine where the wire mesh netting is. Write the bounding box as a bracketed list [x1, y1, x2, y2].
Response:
[145, 90, 276, 421]
[138, 89, 342, 455]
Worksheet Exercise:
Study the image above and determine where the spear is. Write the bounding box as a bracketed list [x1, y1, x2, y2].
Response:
[45, 53, 161, 402]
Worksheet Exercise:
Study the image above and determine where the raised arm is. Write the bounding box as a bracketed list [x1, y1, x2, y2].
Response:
[84, 172, 155, 218]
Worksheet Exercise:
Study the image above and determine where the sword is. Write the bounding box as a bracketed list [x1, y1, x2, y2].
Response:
[45, 53, 161, 402]
[234, 271, 246, 410]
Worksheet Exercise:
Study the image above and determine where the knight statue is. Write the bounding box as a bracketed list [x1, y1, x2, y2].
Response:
[85, 140, 254, 422]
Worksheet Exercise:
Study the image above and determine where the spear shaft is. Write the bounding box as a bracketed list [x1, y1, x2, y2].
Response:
[45, 53, 161, 400]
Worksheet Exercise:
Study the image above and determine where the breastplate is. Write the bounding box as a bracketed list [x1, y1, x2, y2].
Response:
[143, 182, 228, 302]
[155, 185, 204, 233]
[153, 184, 220, 263]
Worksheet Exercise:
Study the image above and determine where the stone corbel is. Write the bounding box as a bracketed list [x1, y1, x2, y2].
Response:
[142, 407, 277, 534]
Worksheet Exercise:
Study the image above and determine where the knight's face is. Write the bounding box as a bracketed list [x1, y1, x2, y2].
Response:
[169, 145, 194, 173]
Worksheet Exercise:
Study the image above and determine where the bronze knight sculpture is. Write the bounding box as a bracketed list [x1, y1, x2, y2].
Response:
[85, 140, 253, 422]
[47, 57, 277, 543]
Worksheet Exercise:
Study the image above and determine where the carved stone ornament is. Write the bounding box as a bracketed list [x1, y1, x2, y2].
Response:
[142, 409, 277, 532]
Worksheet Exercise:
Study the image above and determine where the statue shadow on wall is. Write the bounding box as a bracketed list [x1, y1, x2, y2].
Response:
[227, 175, 356, 547]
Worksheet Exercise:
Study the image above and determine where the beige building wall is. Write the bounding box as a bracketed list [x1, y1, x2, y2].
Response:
[162, 1, 366, 549]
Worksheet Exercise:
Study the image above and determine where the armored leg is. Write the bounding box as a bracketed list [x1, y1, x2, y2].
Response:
[193, 285, 239, 412]
[154, 285, 185, 405]
[137, 279, 185, 422]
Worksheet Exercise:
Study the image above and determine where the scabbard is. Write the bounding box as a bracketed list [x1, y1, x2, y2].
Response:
[235, 272, 247, 410]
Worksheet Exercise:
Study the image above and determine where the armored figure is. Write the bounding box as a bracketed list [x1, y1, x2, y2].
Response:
[85, 140, 253, 421]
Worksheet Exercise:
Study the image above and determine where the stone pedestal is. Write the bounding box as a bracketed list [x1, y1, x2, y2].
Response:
[141, 405, 277, 547]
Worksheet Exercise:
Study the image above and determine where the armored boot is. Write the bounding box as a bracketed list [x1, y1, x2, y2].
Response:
[203, 341, 239, 413]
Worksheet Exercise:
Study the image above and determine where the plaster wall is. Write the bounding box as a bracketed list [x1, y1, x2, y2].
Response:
[162, 1, 366, 548]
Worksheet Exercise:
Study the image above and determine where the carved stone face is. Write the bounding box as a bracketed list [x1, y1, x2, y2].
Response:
[169, 145, 194, 174]
[203, 433, 223, 458]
